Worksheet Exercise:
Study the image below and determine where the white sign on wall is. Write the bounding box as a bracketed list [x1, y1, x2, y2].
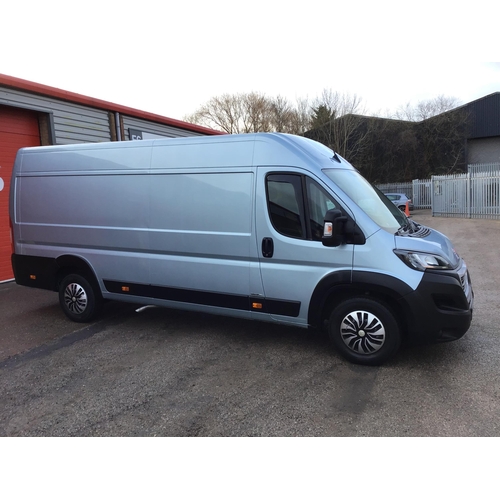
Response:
[129, 128, 171, 141]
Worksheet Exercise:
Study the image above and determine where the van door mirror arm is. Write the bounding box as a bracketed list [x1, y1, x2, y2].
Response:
[322, 209, 347, 247]
[344, 220, 366, 245]
[322, 209, 365, 247]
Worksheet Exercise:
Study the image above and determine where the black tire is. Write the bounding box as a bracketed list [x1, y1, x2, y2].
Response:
[59, 273, 103, 322]
[398, 205, 406, 211]
[328, 297, 401, 366]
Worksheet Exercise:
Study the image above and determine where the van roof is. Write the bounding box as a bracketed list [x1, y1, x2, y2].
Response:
[16, 133, 354, 174]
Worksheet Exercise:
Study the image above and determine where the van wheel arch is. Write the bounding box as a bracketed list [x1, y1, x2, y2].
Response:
[55, 255, 99, 287]
[55, 256, 103, 322]
[309, 274, 412, 341]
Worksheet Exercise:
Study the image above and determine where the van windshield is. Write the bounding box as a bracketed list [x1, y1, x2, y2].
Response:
[323, 169, 407, 233]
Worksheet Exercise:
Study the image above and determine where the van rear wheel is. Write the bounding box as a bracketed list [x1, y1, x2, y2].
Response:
[328, 298, 401, 365]
[59, 273, 102, 322]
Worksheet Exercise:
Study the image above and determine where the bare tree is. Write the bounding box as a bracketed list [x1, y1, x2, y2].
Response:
[314, 89, 365, 114]
[269, 95, 295, 132]
[307, 93, 467, 183]
[241, 92, 272, 133]
[184, 94, 245, 134]
[395, 95, 462, 121]
[185, 92, 312, 135]
[286, 97, 311, 135]
[307, 89, 368, 161]
[267, 95, 312, 135]
[184, 90, 467, 181]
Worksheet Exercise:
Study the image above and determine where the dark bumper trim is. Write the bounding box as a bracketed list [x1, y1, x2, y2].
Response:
[400, 270, 473, 345]
[11, 254, 58, 291]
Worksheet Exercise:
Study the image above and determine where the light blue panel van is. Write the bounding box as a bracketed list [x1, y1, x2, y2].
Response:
[9, 133, 473, 365]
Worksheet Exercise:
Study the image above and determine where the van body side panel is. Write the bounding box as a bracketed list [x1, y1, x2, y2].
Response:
[18, 143, 152, 174]
[150, 139, 256, 169]
[147, 171, 258, 298]
[13, 144, 154, 289]
[16, 173, 151, 286]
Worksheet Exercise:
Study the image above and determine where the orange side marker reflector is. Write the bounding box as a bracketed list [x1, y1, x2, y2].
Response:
[29, 275, 36, 280]
[121, 286, 130, 292]
[252, 302, 263, 310]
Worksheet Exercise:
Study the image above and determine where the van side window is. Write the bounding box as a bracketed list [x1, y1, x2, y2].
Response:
[266, 174, 305, 239]
[306, 178, 338, 241]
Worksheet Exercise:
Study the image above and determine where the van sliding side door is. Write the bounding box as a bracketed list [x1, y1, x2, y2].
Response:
[255, 167, 355, 326]
[147, 167, 259, 320]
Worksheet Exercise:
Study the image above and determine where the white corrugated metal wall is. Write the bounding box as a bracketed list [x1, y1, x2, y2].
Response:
[123, 115, 203, 140]
[0, 86, 207, 144]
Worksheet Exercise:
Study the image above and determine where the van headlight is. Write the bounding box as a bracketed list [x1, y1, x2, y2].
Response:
[394, 250, 455, 271]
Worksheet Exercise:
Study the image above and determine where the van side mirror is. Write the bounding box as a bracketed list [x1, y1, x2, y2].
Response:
[322, 209, 347, 247]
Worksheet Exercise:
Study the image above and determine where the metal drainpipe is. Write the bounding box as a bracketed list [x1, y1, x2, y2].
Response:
[115, 112, 122, 141]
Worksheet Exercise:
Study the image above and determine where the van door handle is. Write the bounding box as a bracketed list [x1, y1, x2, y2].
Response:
[262, 237, 274, 258]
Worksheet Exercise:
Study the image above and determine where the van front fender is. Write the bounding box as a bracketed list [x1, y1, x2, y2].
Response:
[308, 271, 414, 330]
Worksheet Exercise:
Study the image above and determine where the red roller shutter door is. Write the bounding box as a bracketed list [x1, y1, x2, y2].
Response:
[0, 105, 41, 281]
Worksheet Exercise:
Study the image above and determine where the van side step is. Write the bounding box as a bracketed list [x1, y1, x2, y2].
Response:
[103, 280, 301, 317]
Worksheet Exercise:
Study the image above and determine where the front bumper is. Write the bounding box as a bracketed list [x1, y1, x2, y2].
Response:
[399, 264, 473, 345]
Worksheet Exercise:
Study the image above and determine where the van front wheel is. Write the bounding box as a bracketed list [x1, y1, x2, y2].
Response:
[328, 298, 401, 366]
[59, 273, 102, 322]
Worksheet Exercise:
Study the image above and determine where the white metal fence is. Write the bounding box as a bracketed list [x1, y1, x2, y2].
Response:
[432, 163, 500, 219]
[377, 163, 500, 219]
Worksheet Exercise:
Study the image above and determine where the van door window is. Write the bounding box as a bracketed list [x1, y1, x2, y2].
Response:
[306, 177, 338, 241]
[266, 174, 305, 239]
[266, 174, 342, 241]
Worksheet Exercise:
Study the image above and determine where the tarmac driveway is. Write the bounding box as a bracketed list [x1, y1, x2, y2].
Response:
[0, 211, 499, 436]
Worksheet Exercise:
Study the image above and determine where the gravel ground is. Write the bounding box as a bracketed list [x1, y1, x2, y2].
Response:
[0, 210, 498, 436]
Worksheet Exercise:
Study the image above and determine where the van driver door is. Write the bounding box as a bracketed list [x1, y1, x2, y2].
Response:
[254, 167, 355, 325]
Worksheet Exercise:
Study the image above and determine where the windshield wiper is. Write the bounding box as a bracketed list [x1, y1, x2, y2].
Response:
[397, 218, 420, 235]
[397, 222, 411, 235]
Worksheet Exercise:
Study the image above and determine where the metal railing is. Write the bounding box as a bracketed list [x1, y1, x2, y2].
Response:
[376, 163, 500, 219]
[432, 163, 500, 219]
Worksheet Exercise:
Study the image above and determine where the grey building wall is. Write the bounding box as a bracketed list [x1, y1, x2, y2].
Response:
[468, 137, 500, 164]
[123, 115, 203, 141]
[0, 86, 111, 144]
[0, 85, 208, 145]
[467, 93, 500, 139]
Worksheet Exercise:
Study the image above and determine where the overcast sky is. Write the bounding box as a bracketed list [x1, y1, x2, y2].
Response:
[2, 1, 499, 123]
